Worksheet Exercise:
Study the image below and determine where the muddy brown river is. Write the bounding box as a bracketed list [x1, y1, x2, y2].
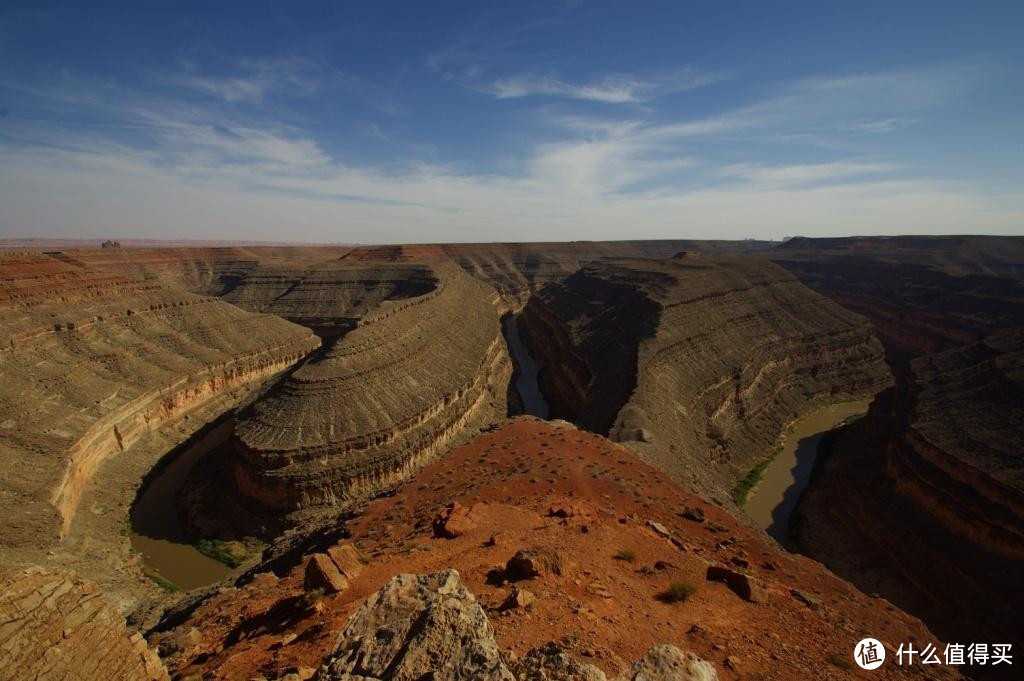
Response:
[745, 398, 872, 544]
[504, 315, 550, 418]
[130, 421, 234, 590]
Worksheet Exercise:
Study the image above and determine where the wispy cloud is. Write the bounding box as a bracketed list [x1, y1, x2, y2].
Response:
[173, 56, 319, 103]
[488, 75, 646, 103]
[715, 161, 900, 188]
[847, 117, 919, 134]
[484, 68, 724, 103]
[2, 62, 1018, 243]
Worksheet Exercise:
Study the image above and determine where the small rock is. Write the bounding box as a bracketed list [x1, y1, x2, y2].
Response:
[706, 565, 768, 603]
[501, 587, 536, 610]
[506, 547, 566, 580]
[326, 543, 364, 580]
[160, 626, 202, 656]
[304, 553, 348, 594]
[646, 520, 671, 537]
[790, 588, 822, 611]
[680, 506, 705, 523]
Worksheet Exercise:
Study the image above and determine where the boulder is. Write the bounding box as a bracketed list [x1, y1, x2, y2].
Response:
[433, 502, 476, 539]
[646, 520, 671, 537]
[506, 547, 566, 580]
[304, 553, 349, 595]
[614, 644, 718, 681]
[547, 498, 597, 520]
[513, 642, 608, 681]
[705, 565, 767, 603]
[319, 570, 513, 681]
[327, 543, 364, 580]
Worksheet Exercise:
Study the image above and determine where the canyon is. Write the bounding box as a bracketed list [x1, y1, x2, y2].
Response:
[0, 237, 1019, 680]
[773, 237, 1024, 674]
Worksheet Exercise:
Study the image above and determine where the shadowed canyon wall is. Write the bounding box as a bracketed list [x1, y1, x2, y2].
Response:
[776, 237, 1024, 662]
[519, 256, 891, 499]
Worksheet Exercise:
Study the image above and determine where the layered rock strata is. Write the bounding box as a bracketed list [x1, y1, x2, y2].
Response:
[0, 252, 319, 547]
[519, 257, 890, 496]
[229, 263, 511, 512]
[773, 236, 1024, 366]
[770, 237, 1024, 670]
[343, 240, 776, 306]
[221, 263, 437, 336]
[793, 328, 1024, 661]
[0, 566, 168, 681]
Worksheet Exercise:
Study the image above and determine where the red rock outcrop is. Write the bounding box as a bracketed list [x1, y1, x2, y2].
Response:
[159, 419, 959, 680]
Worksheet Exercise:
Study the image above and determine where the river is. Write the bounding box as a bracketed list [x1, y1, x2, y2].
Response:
[745, 398, 872, 545]
[130, 420, 234, 590]
[503, 315, 550, 418]
[133, 317, 548, 590]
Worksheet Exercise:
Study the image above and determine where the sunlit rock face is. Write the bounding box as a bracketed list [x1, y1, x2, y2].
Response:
[0, 251, 319, 548]
[519, 256, 890, 497]
[230, 262, 512, 512]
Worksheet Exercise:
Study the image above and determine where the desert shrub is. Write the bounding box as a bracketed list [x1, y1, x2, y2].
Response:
[828, 652, 854, 670]
[657, 580, 697, 603]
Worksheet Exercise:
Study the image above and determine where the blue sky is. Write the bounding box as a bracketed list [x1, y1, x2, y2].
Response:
[1, 1, 1022, 243]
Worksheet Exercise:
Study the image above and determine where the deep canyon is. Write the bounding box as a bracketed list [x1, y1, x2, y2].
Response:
[1, 236, 1021, 681]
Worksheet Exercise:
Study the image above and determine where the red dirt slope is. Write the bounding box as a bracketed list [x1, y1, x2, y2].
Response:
[159, 418, 960, 680]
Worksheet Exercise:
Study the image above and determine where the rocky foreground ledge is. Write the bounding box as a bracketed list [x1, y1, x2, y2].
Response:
[154, 419, 960, 681]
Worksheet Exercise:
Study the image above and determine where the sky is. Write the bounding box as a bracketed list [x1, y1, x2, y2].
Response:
[1, 1, 1022, 243]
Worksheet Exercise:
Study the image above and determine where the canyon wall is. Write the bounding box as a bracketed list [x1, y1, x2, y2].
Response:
[778, 237, 1024, 660]
[227, 262, 512, 514]
[220, 262, 437, 334]
[342, 240, 776, 306]
[0, 252, 319, 548]
[520, 256, 890, 498]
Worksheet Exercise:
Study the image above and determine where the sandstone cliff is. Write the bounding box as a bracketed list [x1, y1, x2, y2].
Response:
[0, 566, 168, 681]
[220, 263, 437, 336]
[519, 257, 890, 498]
[792, 329, 1024, 668]
[770, 237, 1024, 675]
[0, 252, 319, 549]
[227, 262, 512, 515]
[342, 240, 775, 307]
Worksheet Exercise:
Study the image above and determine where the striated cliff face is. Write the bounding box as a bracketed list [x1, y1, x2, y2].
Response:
[0, 252, 320, 548]
[0, 566, 168, 681]
[769, 237, 1024, 667]
[226, 263, 512, 515]
[38, 245, 353, 295]
[342, 240, 776, 307]
[792, 329, 1024, 662]
[220, 263, 437, 335]
[519, 257, 890, 498]
[773, 236, 1024, 367]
